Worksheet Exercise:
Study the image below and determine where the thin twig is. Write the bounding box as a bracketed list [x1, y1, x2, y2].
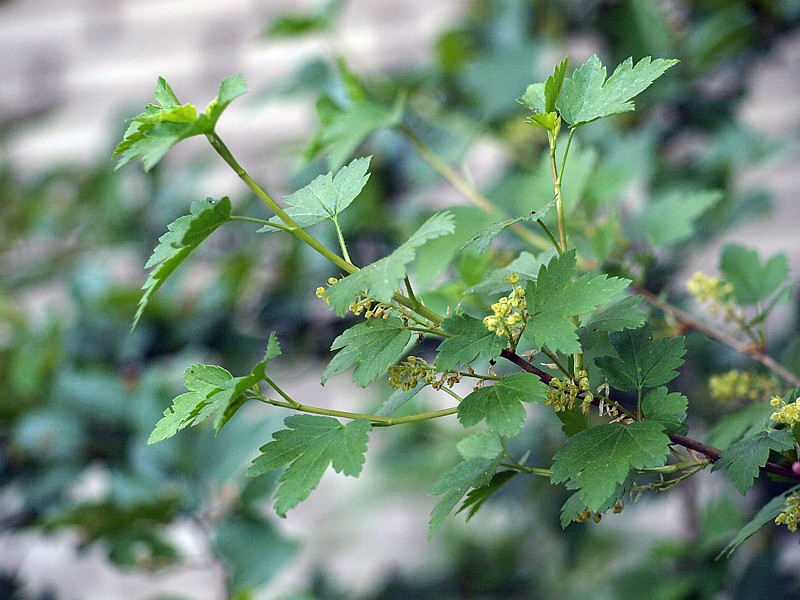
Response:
[635, 287, 800, 387]
[499, 349, 800, 481]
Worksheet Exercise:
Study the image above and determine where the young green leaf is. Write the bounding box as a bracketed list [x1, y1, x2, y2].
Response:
[324, 211, 455, 315]
[712, 428, 795, 495]
[521, 251, 631, 354]
[248, 415, 371, 517]
[194, 365, 265, 433]
[457, 373, 548, 437]
[519, 56, 568, 114]
[637, 190, 722, 246]
[114, 75, 247, 171]
[134, 197, 232, 330]
[718, 484, 800, 558]
[321, 317, 412, 387]
[594, 325, 686, 393]
[260, 157, 371, 231]
[148, 364, 233, 444]
[551, 420, 671, 511]
[720, 245, 789, 305]
[556, 55, 679, 127]
[435, 314, 506, 372]
[148, 335, 279, 443]
[640, 387, 688, 434]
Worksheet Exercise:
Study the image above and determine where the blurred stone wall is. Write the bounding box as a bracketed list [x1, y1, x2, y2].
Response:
[0, 0, 463, 178]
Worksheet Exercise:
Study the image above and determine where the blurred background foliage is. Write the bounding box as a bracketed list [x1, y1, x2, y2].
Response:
[2, 0, 800, 598]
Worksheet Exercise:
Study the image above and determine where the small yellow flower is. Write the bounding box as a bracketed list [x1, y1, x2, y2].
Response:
[770, 396, 800, 427]
[775, 493, 800, 532]
[687, 272, 736, 319]
[483, 274, 527, 343]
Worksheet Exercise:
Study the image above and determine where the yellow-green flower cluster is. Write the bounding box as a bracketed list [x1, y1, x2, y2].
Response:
[546, 370, 593, 414]
[686, 272, 735, 319]
[709, 370, 778, 404]
[775, 493, 800, 532]
[483, 274, 527, 341]
[316, 277, 394, 319]
[770, 395, 800, 427]
[389, 356, 462, 391]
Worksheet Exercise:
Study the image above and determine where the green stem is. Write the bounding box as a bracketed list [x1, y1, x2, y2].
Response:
[392, 292, 444, 326]
[209, 131, 446, 327]
[333, 216, 352, 264]
[255, 391, 457, 426]
[206, 132, 358, 276]
[639, 459, 710, 474]
[542, 349, 572, 378]
[558, 128, 576, 184]
[407, 325, 451, 337]
[230, 215, 287, 230]
[547, 128, 583, 373]
[404, 276, 419, 306]
[537, 218, 561, 254]
[264, 376, 301, 409]
[499, 463, 552, 477]
[398, 124, 550, 251]
[548, 132, 567, 254]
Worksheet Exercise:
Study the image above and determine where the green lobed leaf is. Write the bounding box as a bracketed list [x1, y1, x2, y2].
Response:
[582, 295, 646, 333]
[456, 431, 504, 460]
[321, 317, 412, 387]
[435, 314, 506, 372]
[148, 335, 279, 444]
[457, 470, 517, 521]
[134, 197, 232, 330]
[248, 415, 371, 516]
[522, 251, 631, 354]
[720, 245, 789, 305]
[260, 157, 371, 231]
[718, 484, 800, 558]
[114, 75, 247, 171]
[559, 473, 635, 527]
[712, 428, 795, 495]
[457, 373, 548, 437]
[594, 325, 686, 393]
[460, 199, 555, 254]
[324, 211, 455, 315]
[551, 420, 671, 511]
[640, 387, 688, 434]
[375, 383, 424, 417]
[460, 213, 537, 253]
[428, 432, 505, 538]
[637, 190, 722, 246]
[556, 55, 679, 127]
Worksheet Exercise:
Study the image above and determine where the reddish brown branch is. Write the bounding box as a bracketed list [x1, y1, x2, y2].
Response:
[499, 349, 800, 482]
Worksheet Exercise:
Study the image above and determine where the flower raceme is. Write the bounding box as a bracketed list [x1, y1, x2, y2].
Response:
[483, 273, 527, 342]
[770, 395, 800, 427]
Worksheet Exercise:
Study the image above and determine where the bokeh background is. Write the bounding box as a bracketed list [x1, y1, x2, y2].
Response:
[2, 0, 800, 598]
